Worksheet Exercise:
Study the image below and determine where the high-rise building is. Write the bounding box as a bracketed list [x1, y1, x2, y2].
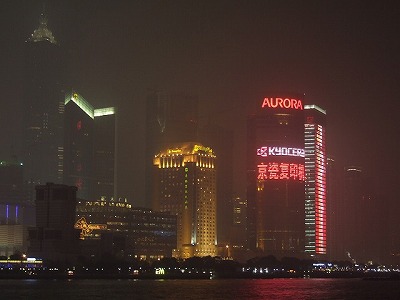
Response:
[93, 107, 117, 200]
[153, 142, 217, 258]
[28, 183, 78, 261]
[22, 13, 65, 200]
[64, 92, 94, 200]
[304, 105, 327, 256]
[145, 91, 198, 208]
[64, 91, 116, 200]
[247, 95, 305, 256]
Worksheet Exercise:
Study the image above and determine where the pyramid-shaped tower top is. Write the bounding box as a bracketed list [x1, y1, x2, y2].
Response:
[28, 11, 57, 44]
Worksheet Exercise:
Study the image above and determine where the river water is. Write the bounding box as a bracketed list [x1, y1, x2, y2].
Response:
[1, 278, 399, 299]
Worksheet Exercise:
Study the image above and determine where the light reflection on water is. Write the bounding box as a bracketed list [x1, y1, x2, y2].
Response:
[0, 278, 399, 300]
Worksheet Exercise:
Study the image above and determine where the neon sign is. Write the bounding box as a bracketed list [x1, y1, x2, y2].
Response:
[74, 217, 107, 240]
[257, 163, 305, 181]
[262, 97, 303, 110]
[257, 146, 305, 158]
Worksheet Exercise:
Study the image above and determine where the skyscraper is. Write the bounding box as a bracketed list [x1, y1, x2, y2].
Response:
[145, 91, 198, 208]
[304, 105, 327, 256]
[93, 107, 117, 201]
[247, 95, 305, 256]
[22, 13, 65, 200]
[64, 91, 116, 200]
[153, 142, 217, 258]
[64, 92, 94, 200]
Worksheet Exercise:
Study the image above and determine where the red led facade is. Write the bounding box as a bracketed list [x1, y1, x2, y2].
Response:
[305, 105, 327, 255]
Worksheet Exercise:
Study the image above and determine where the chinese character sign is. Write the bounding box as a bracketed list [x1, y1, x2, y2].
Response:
[257, 162, 305, 181]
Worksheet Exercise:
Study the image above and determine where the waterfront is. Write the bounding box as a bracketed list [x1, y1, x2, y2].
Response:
[1, 278, 399, 300]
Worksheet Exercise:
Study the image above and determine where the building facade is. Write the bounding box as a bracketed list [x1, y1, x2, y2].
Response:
[75, 198, 176, 260]
[153, 142, 217, 258]
[247, 96, 305, 256]
[304, 105, 327, 256]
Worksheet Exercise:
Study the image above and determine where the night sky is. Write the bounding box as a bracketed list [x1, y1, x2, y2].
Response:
[1, 0, 399, 235]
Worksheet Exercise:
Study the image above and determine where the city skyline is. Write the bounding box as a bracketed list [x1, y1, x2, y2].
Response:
[0, 1, 399, 261]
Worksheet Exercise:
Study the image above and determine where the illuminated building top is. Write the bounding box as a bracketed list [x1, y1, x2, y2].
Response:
[27, 13, 57, 44]
[65, 92, 94, 119]
[65, 91, 116, 120]
[304, 104, 326, 115]
[159, 142, 214, 157]
[94, 107, 116, 117]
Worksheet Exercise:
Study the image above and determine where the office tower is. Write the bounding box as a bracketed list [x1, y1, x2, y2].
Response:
[93, 107, 117, 200]
[153, 142, 217, 258]
[304, 105, 327, 256]
[64, 92, 94, 200]
[145, 91, 198, 208]
[22, 12, 65, 200]
[28, 183, 78, 261]
[338, 167, 377, 263]
[199, 123, 234, 246]
[64, 91, 117, 200]
[247, 96, 305, 256]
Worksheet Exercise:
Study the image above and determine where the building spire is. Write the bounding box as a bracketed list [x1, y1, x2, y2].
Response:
[27, 5, 57, 44]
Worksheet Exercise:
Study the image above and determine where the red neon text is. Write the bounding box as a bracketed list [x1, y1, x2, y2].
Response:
[257, 163, 305, 181]
[262, 97, 303, 110]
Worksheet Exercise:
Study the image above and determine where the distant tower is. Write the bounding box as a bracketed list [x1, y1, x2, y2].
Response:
[145, 91, 198, 208]
[153, 142, 217, 258]
[22, 11, 65, 200]
[304, 105, 327, 256]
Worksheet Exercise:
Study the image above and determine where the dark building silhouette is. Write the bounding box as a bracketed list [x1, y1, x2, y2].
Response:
[247, 95, 305, 257]
[304, 105, 327, 256]
[326, 156, 339, 261]
[64, 92, 94, 200]
[22, 13, 65, 201]
[64, 91, 117, 200]
[337, 167, 378, 263]
[93, 107, 117, 201]
[145, 91, 198, 208]
[28, 183, 79, 262]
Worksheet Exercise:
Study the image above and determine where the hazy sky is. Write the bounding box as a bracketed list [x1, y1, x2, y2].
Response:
[1, 0, 399, 216]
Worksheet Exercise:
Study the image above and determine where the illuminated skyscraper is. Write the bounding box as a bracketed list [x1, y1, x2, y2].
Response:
[22, 13, 65, 200]
[247, 95, 305, 256]
[145, 91, 198, 208]
[64, 91, 116, 200]
[304, 105, 327, 256]
[153, 142, 217, 258]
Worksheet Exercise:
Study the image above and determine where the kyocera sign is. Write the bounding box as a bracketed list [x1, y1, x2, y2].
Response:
[262, 97, 303, 110]
[257, 146, 305, 158]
